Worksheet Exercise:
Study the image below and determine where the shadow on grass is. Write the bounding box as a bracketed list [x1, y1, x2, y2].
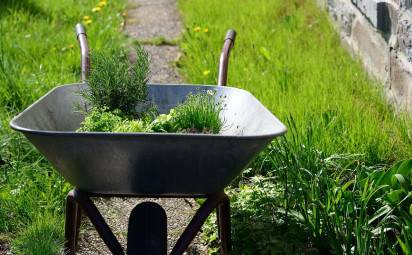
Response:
[202, 177, 320, 255]
[230, 213, 315, 255]
[0, 239, 10, 254]
[0, 0, 47, 18]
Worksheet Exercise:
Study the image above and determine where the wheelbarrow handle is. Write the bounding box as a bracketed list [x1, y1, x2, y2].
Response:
[218, 29, 237, 86]
[75, 23, 90, 82]
[75, 24, 235, 85]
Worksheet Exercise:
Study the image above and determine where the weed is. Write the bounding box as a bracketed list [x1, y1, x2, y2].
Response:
[135, 36, 178, 46]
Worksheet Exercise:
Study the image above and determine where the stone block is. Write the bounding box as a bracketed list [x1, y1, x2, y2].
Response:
[351, 16, 389, 81]
[377, 1, 398, 41]
[319, 0, 412, 112]
[352, 0, 380, 26]
[401, 0, 412, 9]
[351, 0, 399, 41]
[397, 10, 412, 61]
[317, 0, 328, 9]
[390, 51, 412, 110]
[328, 0, 356, 36]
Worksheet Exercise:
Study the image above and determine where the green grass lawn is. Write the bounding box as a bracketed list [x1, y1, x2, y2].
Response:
[178, 0, 412, 253]
[178, 0, 412, 163]
[0, 0, 126, 253]
[1, 0, 411, 253]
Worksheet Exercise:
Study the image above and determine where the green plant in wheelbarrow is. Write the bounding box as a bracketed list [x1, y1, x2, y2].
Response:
[81, 46, 150, 118]
[78, 46, 224, 134]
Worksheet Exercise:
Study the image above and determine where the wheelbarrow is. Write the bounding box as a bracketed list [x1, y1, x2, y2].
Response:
[10, 24, 286, 254]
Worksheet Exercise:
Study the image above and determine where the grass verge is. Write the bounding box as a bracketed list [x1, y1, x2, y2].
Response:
[0, 0, 126, 253]
[178, 0, 412, 253]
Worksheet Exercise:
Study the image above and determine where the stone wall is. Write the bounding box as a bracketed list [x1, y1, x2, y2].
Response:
[318, 0, 412, 112]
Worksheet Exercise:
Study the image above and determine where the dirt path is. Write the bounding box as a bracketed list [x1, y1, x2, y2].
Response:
[125, 0, 183, 84]
[76, 0, 207, 254]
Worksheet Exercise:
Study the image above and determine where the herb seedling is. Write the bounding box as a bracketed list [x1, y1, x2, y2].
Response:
[77, 107, 123, 132]
[171, 90, 224, 134]
[81, 45, 150, 118]
[78, 46, 224, 134]
[78, 107, 150, 133]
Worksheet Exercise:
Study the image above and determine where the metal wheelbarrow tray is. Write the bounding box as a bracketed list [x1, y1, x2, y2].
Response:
[10, 26, 286, 197]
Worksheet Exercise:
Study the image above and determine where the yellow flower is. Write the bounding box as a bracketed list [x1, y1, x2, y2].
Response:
[83, 15, 91, 21]
[97, 1, 107, 8]
[92, 6, 102, 12]
[68, 44, 75, 49]
[203, 70, 211, 76]
[121, 11, 127, 17]
[194, 26, 201, 32]
[84, 19, 92, 25]
[203, 28, 209, 33]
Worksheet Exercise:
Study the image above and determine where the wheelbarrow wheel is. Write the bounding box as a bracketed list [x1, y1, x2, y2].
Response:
[127, 202, 167, 255]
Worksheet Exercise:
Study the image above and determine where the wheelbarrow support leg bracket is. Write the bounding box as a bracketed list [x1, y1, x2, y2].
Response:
[64, 189, 231, 255]
[64, 190, 82, 254]
[217, 193, 231, 254]
[64, 189, 125, 255]
[171, 192, 231, 255]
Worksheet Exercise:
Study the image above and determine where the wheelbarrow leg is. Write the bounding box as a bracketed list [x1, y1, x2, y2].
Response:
[171, 192, 228, 255]
[71, 189, 125, 255]
[65, 190, 82, 255]
[216, 194, 231, 254]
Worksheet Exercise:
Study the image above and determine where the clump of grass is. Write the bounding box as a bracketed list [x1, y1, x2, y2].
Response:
[171, 91, 224, 134]
[265, 122, 412, 254]
[147, 91, 224, 134]
[82, 45, 150, 118]
[12, 216, 63, 255]
[135, 36, 178, 46]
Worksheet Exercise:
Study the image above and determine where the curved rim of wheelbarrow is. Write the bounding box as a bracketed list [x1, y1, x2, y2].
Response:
[10, 83, 287, 140]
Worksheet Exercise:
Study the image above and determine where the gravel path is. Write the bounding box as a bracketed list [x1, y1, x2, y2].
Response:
[76, 0, 207, 254]
[125, 0, 183, 84]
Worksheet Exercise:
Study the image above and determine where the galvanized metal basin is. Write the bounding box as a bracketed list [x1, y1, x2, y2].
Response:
[10, 83, 286, 196]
